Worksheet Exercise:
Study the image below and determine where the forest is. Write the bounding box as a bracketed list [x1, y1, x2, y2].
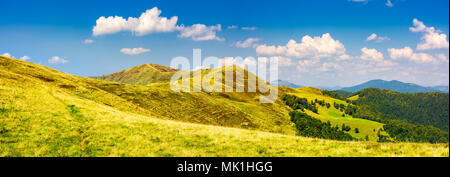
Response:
[289, 111, 355, 141]
[351, 88, 449, 143]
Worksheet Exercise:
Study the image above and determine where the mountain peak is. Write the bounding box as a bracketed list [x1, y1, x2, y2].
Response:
[93, 63, 178, 85]
[130, 64, 179, 73]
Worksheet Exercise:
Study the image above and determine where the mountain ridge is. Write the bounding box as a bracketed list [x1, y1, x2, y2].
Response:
[91, 63, 178, 85]
[340, 79, 447, 93]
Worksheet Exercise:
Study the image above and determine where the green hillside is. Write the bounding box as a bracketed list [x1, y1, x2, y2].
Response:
[0, 56, 295, 135]
[284, 87, 388, 141]
[0, 56, 448, 157]
[350, 88, 449, 143]
[353, 88, 449, 131]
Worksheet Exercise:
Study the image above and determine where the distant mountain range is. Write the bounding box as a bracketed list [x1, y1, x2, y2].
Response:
[270, 80, 303, 88]
[316, 86, 342, 90]
[431, 86, 450, 92]
[340, 79, 449, 93]
[273, 79, 449, 93]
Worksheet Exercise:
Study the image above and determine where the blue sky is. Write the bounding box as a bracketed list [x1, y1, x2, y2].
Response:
[1, 0, 449, 87]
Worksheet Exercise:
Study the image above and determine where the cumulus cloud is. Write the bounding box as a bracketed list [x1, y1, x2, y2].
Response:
[386, 0, 393, 7]
[92, 7, 178, 36]
[19, 56, 31, 60]
[1, 53, 31, 61]
[120, 47, 151, 55]
[337, 54, 353, 61]
[319, 62, 342, 72]
[277, 56, 293, 67]
[387, 46, 437, 63]
[241, 27, 256, 31]
[1, 53, 12, 58]
[409, 18, 449, 50]
[366, 33, 390, 43]
[436, 53, 449, 63]
[360, 47, 384, 61]
[48, 56, 68, 64]
[256, 33, 346, 59]
[296, 60, 318, 72]
[233, 38, 260, 48]
[216, 57, 259, 69]
[177, 24, 224, 41]
[377, 60, 397, 67]
[83, 39, 94, 44]
[92, 7, 226, 42]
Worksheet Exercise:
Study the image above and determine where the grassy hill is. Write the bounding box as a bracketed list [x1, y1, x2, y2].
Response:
[285, 87, 388, 141]
[0, 56, 448, 157]
[92, 64, 178, 85]
[0, 56, 295, 135]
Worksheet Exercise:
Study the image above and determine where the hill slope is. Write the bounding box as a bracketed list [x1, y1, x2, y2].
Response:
[0, 56, 448, 157]
[284, 87, 387, 141]
[0, 56, 295, 135]
[92, 64, 178, 85]
[341, 79, 442, 93]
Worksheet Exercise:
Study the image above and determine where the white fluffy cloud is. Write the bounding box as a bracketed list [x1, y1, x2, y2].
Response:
[177, 24, 224, 41]
[120, 47, 151, 55]
[387, 46, 437, 63]
[337, 54, 353, 61]
[216, 57, 259, 69]
[93, 7, 226, 42]
[233, 38, 260, 48]
[93, 7, 178, 36]
[387, 47, 414, 59]
[48, 56, 68, 64]
[19, 56, 31, 60]
[83, 39, 94, 44]
[409, 18, 449, 50]
[256, 33, 346, 59]
[296, 60, 318, 72]
[1, 53, 12, 58]
[366, 33, 390, 43]
[2, 53, 31, 61]
[436, 53, 449, 63]
[360, 47, 384, 61]
[277, 56, 293, 67]
[319, 62, 342, 72]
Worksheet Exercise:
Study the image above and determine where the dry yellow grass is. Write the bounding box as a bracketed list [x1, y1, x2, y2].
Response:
[0, 56, 448, 157]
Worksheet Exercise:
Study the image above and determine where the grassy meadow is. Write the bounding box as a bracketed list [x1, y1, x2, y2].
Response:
[289, 87, 388, 141]
[0, 56, 448, 157]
